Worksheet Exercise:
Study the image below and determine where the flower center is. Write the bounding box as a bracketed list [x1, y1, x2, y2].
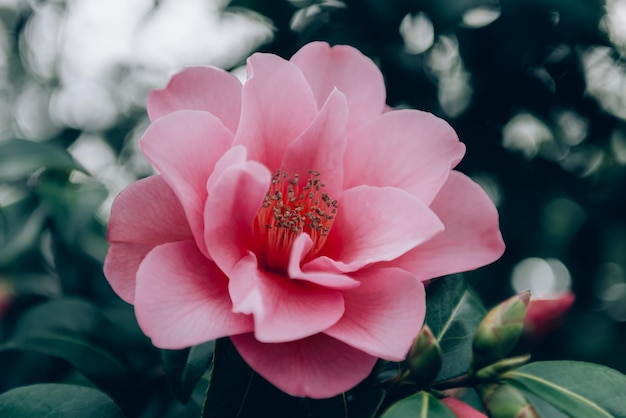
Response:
[254, 169, 338, 272]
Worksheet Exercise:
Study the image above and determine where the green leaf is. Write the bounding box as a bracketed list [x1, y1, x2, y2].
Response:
[201, 338, 299, 418]
[162, 340, 215, 404]
[425, 276, 486, 381]
[0, 383, 124, 417]
[504, 361, 626, 418]
[0, 139, 85, 182]
[380, 391, 456, 418]
[0, 299, 127, 384]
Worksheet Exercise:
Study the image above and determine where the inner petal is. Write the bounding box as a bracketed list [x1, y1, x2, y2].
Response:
[254, 169, 337, 272]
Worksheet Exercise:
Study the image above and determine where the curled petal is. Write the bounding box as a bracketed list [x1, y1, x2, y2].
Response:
[233, 52, 318, 171]
[392, 172, 505, 280]
[320, 185, 444, 272]
[147, 66, 242, 133]
[229, 253, 345, 343]
[290, 41, 386, 132]
[140, 110, 234, 256]
[325, 268, 425, 360]
[204, 161, 271, 275]
[343, 109, 465, 205]
[288, 234, 360, 289]
[231, 333, 377, 399]
[135, 241, 253, 349]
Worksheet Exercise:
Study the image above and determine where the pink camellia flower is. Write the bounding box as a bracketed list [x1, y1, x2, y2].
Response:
[104, 42, 504, 398]
[441, 397, 489, 418]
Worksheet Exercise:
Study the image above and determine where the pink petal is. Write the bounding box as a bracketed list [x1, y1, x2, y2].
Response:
[319, 185, 444, 272]
[147, 66, 242, 133]
[103, 243, 152, 304]
[287, 234, 360, 289]
[441, 398, 488, 418]
[233, 52, 318, 171]
[204, 161, 271, 275]
[290, 41, 386, 132]
[392, 171, 505, 280]
[205, 145, 247, 192]
[280, 88, 348, 197]
[231, 333, 377, 399]
[343, 109, 466, 206]
[324, 267, 425, 360]
[140, 110, 233, 256]
[107, 175, 191, 244]
[134, 240, 253, 349]
[228, 253, 345, 343]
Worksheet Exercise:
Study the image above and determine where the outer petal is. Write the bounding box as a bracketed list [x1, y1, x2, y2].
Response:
[147, 66, 242, 133]
[319, 186, 444, 272]
[204, 161, 271, 275]
[105, 175, 192, 303]
[107, 175, 191, 244]
[441, 398, 488, 418]
[103, 243, 152, 304]
[287, 234, 360, 289]
[343, 109, 466, 206]
[233, 53, 318, 171]
[231, 333, 377, 399]
[290, 41, 386, 132]
[140, 110, 233, 256]
[324, 268, 425, 360]
[280, 88, 348, 197]
[392, 172, 505, 280]
[134, 241, 253, 349]
[229, 253, 344, 343]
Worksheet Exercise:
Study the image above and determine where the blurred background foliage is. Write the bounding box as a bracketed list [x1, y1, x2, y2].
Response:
[0, 0, 625, 416]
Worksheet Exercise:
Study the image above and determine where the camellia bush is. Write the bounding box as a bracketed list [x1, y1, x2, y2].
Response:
[1, 0, 626, 417]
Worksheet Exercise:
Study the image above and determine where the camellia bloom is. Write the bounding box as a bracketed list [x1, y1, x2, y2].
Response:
[104, 42, 504, 398]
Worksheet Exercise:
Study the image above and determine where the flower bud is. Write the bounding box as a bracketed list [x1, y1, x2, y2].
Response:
[441, 397, 488, 417]
[481, 383, 539, 418]
[408, 325, 442, 388]
[523, 292, 574, 343]
[473, 291, 530, 368]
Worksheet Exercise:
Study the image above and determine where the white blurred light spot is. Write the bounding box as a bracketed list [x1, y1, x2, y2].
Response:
[426, 35, 473, 117]
[581, 46, 626, 121]
[399, 12, 434, 54]
[50, 81, 118, 130]
[15, 82, 59, 141]
[512, 257, 572, 298]
[554, 109, 588, 146]
[134, 0, 273, 72]
[603, 0, 626, 52]
[502, 112, 553, 158]
[461, 4, 501, 28]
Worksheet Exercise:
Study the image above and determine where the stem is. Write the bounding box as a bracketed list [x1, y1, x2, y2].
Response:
[431, 373, 476, 391]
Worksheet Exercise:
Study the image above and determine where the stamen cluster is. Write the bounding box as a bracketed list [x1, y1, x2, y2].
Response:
[254, 169, 337, 271]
